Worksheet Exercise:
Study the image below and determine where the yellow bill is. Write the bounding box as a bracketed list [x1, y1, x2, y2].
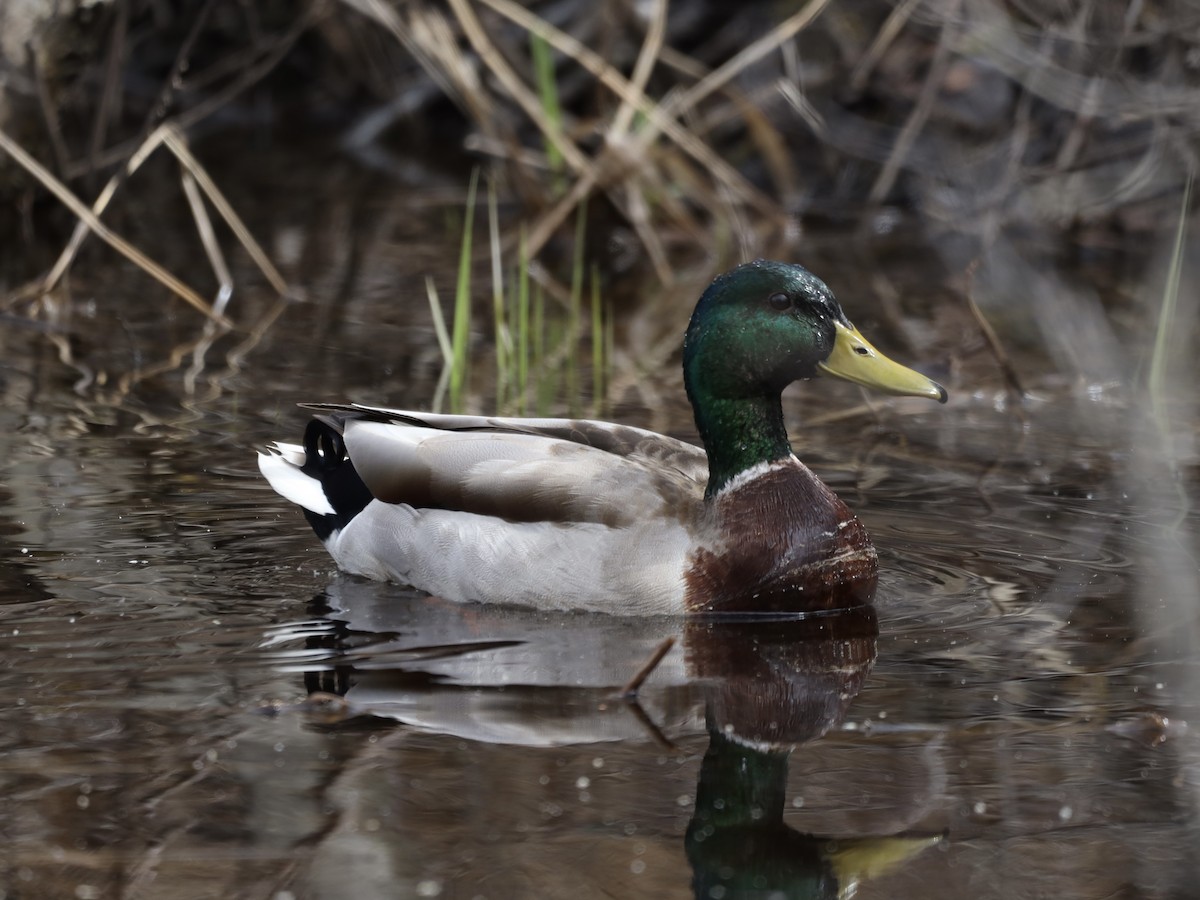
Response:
[818, 321, 947, 403]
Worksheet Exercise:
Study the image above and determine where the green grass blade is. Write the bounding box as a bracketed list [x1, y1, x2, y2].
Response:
[1148, 172, 1192, 528]
[590, 263, 604, 417]
[517, 228, 530, 415]
[566, 200, 587, 415]
[450, 169, 480, 413]
[1149, 175, 1190, 424]
[534, 281, 550, 415]
[487, 175, 510, 410]
[425, 276, 453, 413]
[530, 32, 565, 194]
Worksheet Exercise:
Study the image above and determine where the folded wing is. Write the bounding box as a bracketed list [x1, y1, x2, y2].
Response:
[311, 404, 707, 528]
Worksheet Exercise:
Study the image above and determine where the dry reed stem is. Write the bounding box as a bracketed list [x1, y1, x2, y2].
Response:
[965, 259, 1026, 400]
[621, 175, 674, 285]
[733, 91, 796, 199]
[41, 136, 157, 293]
[181, 170, 232, 317]
[65, 6, 313, 178]
[869, 0, 961, 204]
[343, 0, 477, 117]
[478, 0, 778, 217]
[775, 77, 826, 138]
[180, 169, 231, 395]
[417, 6, 496, 135]
[159, 126, 291, 297]
[43, 124, 290, 303]
[30, 45, 71, 176]
[40, 122, 171, 293]
[89, 0, 129, 172]
[521, 164, 600, 265]
[407, 0, 778, 270]
[663, 0, 833, 119]
[608, 0, 668, 141]
[0, 127, 230, 327]
[459, 0, 782, 270]
[848, 0, 923, 95]
[5, 112, 293, 400]
[446, 0, 592, 175]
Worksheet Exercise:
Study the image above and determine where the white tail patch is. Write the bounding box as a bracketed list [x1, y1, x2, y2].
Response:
[258, 449, 336, 516]
[269, 441, 307, 466]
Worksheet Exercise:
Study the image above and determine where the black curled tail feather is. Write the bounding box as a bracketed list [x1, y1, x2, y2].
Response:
[301, 418, 374, 541]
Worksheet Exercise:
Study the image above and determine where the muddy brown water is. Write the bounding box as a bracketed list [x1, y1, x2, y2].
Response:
[1, 148, 1198, 899]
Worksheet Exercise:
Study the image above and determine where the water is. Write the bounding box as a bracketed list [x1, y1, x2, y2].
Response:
[1, 147, 1198, 899]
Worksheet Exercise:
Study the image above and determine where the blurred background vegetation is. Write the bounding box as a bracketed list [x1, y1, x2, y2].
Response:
[0, 0, 1196, 420]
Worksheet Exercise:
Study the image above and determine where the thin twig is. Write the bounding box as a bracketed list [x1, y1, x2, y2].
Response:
[477, 0, 779, 218]
[88, 0, 129, 175]
[608, 0, 667, 140]
[29, 42, 71, 175]
[42, 125, 173, 294]
[664, 0, 833, 118]
[44, 123, 291, 301]
[161, 126, 292, 297]
[620, 636, 675, 698]
[848, 0, 923, 96]
[868, 0, 961, 204]
[965, 259, 1026, 400]
[446, 0, 590, 174]
[133, 0, 218, 144]
[180, 168, 232, 396]
[0, 127, 231, 327]
[63, 7, 316, 179]
[181, 170, 232, 317]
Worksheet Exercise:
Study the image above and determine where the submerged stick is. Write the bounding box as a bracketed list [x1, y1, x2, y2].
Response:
[620, 636, 676, 698]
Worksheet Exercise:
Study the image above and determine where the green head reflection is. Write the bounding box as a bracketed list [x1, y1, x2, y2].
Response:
[684, 607, 941, 899]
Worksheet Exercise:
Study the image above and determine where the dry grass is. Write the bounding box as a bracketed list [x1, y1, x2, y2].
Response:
[0, 0, 1196, 410]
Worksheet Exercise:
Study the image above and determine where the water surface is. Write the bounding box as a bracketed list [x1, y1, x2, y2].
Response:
[1, 144, 1197, 899]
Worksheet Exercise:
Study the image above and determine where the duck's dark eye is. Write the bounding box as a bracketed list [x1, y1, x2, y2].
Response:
[767, 292, 791, 310]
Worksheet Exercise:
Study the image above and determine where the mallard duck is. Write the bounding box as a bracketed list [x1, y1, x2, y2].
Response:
[259, 259, 946, 615]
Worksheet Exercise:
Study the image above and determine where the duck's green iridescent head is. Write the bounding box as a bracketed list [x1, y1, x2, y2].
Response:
[684, 259, 946, 402]
[683, 260, 946, 495]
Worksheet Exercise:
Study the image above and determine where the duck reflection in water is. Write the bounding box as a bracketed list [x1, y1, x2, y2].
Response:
[279, 579, 942, 898]
[684, 606, 941, 900]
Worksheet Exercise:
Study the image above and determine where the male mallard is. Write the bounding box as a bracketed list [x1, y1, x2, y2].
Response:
[259, 260, 946, 615]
